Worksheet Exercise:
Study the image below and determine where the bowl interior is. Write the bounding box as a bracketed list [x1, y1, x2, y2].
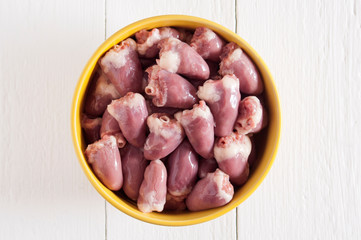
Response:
[71, 15, 281, 226]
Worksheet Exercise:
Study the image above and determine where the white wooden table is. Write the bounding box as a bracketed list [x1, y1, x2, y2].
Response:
[1, 0, 360, 239]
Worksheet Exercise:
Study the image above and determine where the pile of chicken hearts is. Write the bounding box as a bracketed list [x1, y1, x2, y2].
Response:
[82, 26, 267, 213]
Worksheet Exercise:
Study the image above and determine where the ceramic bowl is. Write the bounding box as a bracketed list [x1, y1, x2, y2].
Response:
[71, 15, 281, 226]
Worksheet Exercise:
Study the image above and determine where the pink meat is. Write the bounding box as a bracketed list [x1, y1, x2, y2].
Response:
[164, 193, 187, 211]
[157, 37, 210, 80]
[100, 109, 120, 137]
[146, 100, 180, 115]
[219, 42, 263, 95]
[145, 65, 197, 108]
[214, 132, 251, 186]
[197, 74, 241, 137]
[167, 140, 199, 197]
[137, 160, 167, 213]
[144, 113, 185, 160]
[177, 28, 193, 44]
[174, 100, 215, 159]
[100, 109, 126, 148]
[99, 38, 143, 96]
[198, 158, 218, 179]
[84, 135, 123, 191]
[234, 96, 266, 135]
[186, 169, 234, 211]
[135, 27, 180, 58]
[190, 27, 225, 62]
[188, 61, 220, 89]
[239, 163, 250, 185]
[84, 72, 121, 117]
[121, 144, 148, 201]
[81, 114, 102, 144]
[107, 92, 148, 148]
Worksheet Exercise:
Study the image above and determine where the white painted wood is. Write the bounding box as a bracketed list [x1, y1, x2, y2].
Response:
[1, 0, 360, 239]
[105, 0, 237, 239]
[107, 202, 236, 239]
[236, 0, 361, 239]
[106, 0, 236, 38]
[0, 0, 106, 239]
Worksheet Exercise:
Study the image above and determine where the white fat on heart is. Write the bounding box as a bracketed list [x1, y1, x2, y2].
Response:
[138, 190, 164, 213]
[147, 115, 182, 139]
[100, 41, 134, 73]
[137, 28, 161, 55]
[167, 193, 186, 202]
[219, 48, 243, 75]
[190, 103, 212, 120]
[169, 186, 191, 197]
[213, 170, 233, 203]
[94, 74, 120, 98]
[219, 67, 234, 76]
[203, 28, 216, 41]
[158, 50, 180, 73]
[222, 75, 239, 90]
[236, 97, 262, 134]
[159, 27, 176, 38]
[227, 48, 243, 63]
[214, 134, 252, 162]
[197, 81, 221, 103]
[175, 103, 211, 125]
[138, 201, 164, 213]
[85, 135, 117, 164]
[104, 135, 118, 149]
[121, 93, 145, 109]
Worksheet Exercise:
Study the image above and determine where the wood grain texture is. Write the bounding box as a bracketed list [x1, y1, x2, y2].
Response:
[236, 0, 361, 239]
[0, 0, 106, 239]
[1, 0, 360, 239]
[105, 0, 237, 239]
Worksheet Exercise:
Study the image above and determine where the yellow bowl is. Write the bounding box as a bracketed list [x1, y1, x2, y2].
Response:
[71, 15, 281, 226]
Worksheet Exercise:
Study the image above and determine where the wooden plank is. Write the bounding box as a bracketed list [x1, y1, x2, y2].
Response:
[0, 0, 106, 239]
[236, 0, 361, 239]
[106, 0, 236, 37]
[1, 0, 359, 239]
[105, 0, 237, 239]
[107, 202, 236, 239]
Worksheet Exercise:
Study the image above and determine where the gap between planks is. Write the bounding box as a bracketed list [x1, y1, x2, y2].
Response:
[104, 0, 107, 40]
[105, 200, 108, 240]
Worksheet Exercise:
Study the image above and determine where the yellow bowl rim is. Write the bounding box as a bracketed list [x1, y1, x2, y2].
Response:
[71, 14, 281, 226]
